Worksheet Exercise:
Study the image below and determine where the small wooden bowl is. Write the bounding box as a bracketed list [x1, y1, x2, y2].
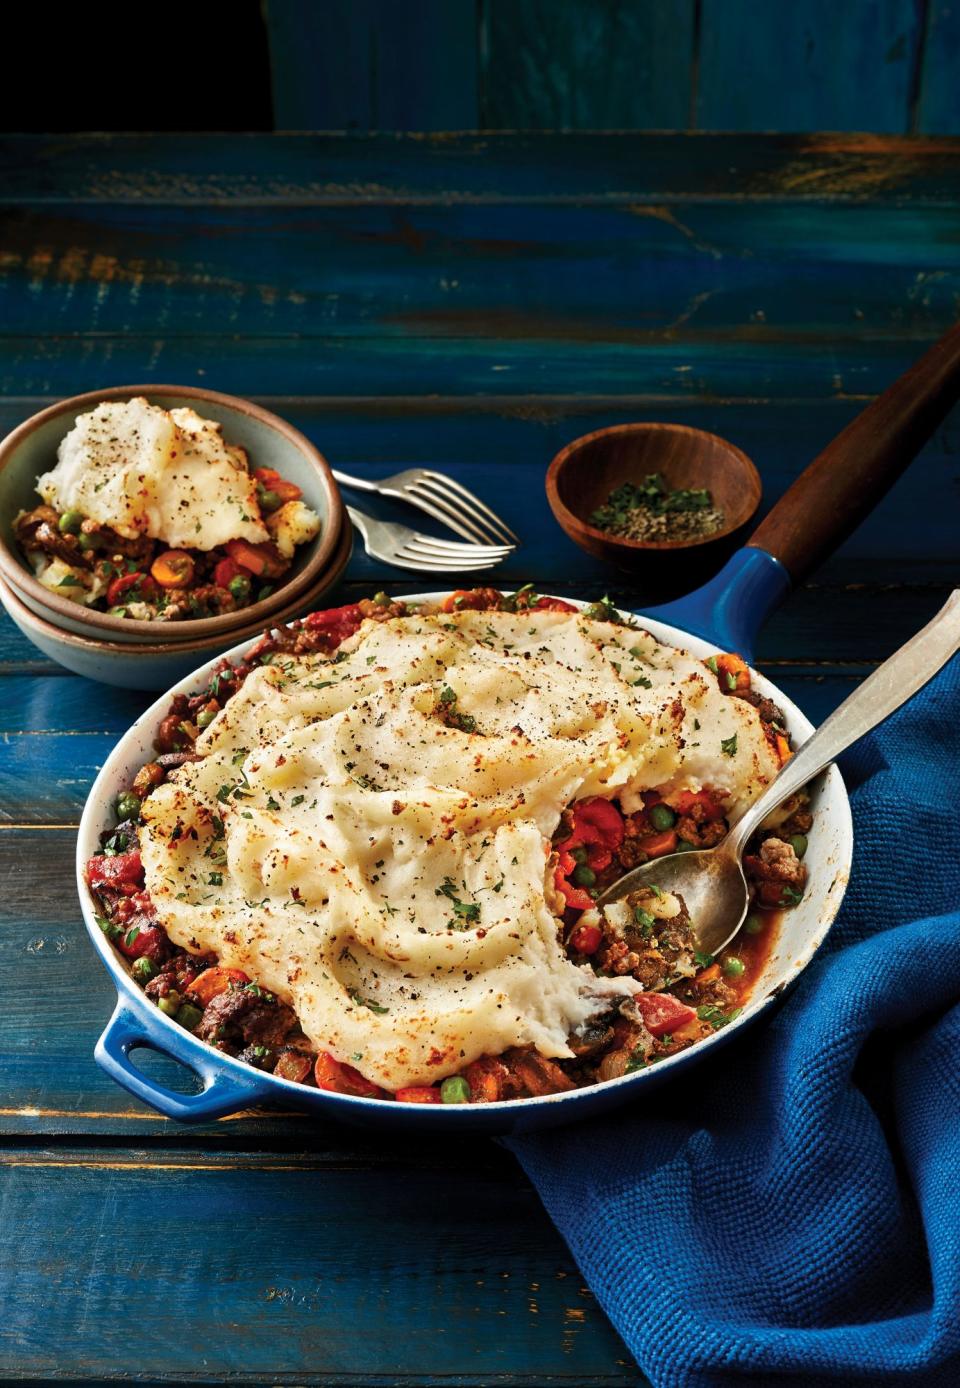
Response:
[546, 423, 762, 574]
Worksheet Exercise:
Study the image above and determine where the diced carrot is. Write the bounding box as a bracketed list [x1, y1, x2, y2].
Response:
[637, 828, 678, 858]
[188, 966, 250, 1007]
[150, 550, 196, 589]
[673, 790, 725, 821]
[464, 1057, 506, 1103]
[716, 652, 750, 692]
[253, 467, 302, 503]
[395, 1086, 442, 1104]
[314, 1052, 385, 1099]
[225, 538, 287, 579]
[774, 733, 792, 764]
[695, 962, 721, 984]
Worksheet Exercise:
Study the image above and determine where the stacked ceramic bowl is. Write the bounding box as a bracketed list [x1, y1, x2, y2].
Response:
[0, 386, 350, 688]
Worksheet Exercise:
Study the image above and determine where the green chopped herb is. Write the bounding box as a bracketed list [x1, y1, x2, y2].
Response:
[721, 734, 738, 757]
[349, 989, 389, 1015]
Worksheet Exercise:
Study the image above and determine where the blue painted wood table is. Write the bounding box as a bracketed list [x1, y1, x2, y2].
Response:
[1, 132, 958, 1385]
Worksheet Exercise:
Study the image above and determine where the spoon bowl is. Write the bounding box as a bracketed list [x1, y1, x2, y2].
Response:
[598, 847, 750, 959]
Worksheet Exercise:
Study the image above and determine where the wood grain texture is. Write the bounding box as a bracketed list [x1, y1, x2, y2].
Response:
[0, 1149, 644, 1385]
[3, 133, 960, 205]
[3, 202, 960, 343]
[697, 0, 923, 133]
[481, 0, 694, 130]
[265, 0, 480, 133]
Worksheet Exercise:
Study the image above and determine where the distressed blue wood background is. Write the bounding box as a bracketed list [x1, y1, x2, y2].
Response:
[1, 131, 959, 1384]
[264, 0, 960, 134]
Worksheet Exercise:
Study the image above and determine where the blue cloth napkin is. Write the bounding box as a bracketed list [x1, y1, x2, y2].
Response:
[509, 658, 960, 1387]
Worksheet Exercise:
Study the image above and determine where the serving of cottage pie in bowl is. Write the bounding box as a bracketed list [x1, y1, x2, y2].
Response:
[78, 586, 851, 1127]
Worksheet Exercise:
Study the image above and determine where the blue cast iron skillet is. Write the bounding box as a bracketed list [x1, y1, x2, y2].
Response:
[79, 325, 960, 1132]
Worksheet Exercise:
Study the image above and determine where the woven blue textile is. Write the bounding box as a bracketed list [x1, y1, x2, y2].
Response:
[510, 659, 960, 1387]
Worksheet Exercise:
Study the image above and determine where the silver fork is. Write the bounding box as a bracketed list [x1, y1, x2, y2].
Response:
[333, 467, 518, 546]
[347, 506, 513, 573]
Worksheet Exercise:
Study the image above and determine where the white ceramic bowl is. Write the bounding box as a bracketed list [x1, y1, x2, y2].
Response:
[77, 595, 853, 1133]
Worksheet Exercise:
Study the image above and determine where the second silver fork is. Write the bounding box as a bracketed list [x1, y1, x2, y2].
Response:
[333, 466, 518, 546]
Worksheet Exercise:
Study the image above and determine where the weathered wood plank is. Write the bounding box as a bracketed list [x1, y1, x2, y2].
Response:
[915, 2, 960, 135]
[0, 1146, 645, 1386]
[697, 0, 921, 134]
[2, 202, 959, 341]
[0, 335, 957, 400]
[480, 0, 694, 131]
[3, 133, 960, 206]
[266, 0, 480, 132]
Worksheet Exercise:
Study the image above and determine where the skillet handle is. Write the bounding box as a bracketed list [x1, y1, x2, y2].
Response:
[747, 321, 960, 583]
[95, 999, 276, 1123]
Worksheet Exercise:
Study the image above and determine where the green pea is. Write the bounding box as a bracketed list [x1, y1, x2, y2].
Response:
[572, 864, 596, 888]
[569, 845, 589, 865]
[744, 912, 765, 935]
[78, 531, 99, 552]
[58, 509, 84, 535]
[115, 791, 141, 821]
[131, 957, 157, 985]
[196, 707, 217, 730]
[157, 991, 181, 1017]
[176, 1002, 204, 1032]
[373, 591, 391, 607]
[649, 803, 676, 832]
[789, 834, 808, 859]
[676, 838, 697, 853]
[440, 1075, 470, 1104]
[228, 573, 251, 602]
[258, 488, 282, 513]
[723, 956, 746, 978]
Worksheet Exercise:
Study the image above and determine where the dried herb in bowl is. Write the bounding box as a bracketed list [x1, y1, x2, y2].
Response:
[590, 473, 725, 543]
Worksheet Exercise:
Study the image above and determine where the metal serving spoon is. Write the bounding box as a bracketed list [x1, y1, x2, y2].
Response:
[599, 590, 960, 958]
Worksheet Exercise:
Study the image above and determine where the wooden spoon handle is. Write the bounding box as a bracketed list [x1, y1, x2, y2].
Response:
[747, 322, 960, 583]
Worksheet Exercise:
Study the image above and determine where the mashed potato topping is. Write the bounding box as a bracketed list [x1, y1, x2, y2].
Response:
[138, 608, 779, 1089]
[37, 397, 270, 550]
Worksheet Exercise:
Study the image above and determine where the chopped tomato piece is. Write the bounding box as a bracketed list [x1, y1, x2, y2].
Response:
[304, 602, 365, 648]
[224, 539, 287, 579]
[636, 828, 678, 858]
[559, 796, 624, 871]
[253, 467, 302, 504]
[695, 962, 721, 985]
[554, 848, 595, 912]
[440, 588, 502, 613]
[86, 850, 144, 894]
[634, 992, 697, 1037]
[395, 1086, 442, 1104]
[715, 652, 750, 693]
[673, 790, 725, 821]
[314, 1052, 386, 1099]
[105, 572, 159, 608]
[213, 557, 243, 589]
[569, 921, 603, 954]
[532, 596, 578, 612]
[273, 1051, 314, 1084]
[150, 550, 196, 589]
[188, 966, 251, 1006]
[116, 921, 168, 962]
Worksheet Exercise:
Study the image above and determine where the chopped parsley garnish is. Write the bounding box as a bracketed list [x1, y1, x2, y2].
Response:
[207, 871, 223, 886]
[349, 989, 389, 1015]
[721, 734, 738, 757]
[436, 876, 481, 928]
[697, 1004, 743, 1030]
